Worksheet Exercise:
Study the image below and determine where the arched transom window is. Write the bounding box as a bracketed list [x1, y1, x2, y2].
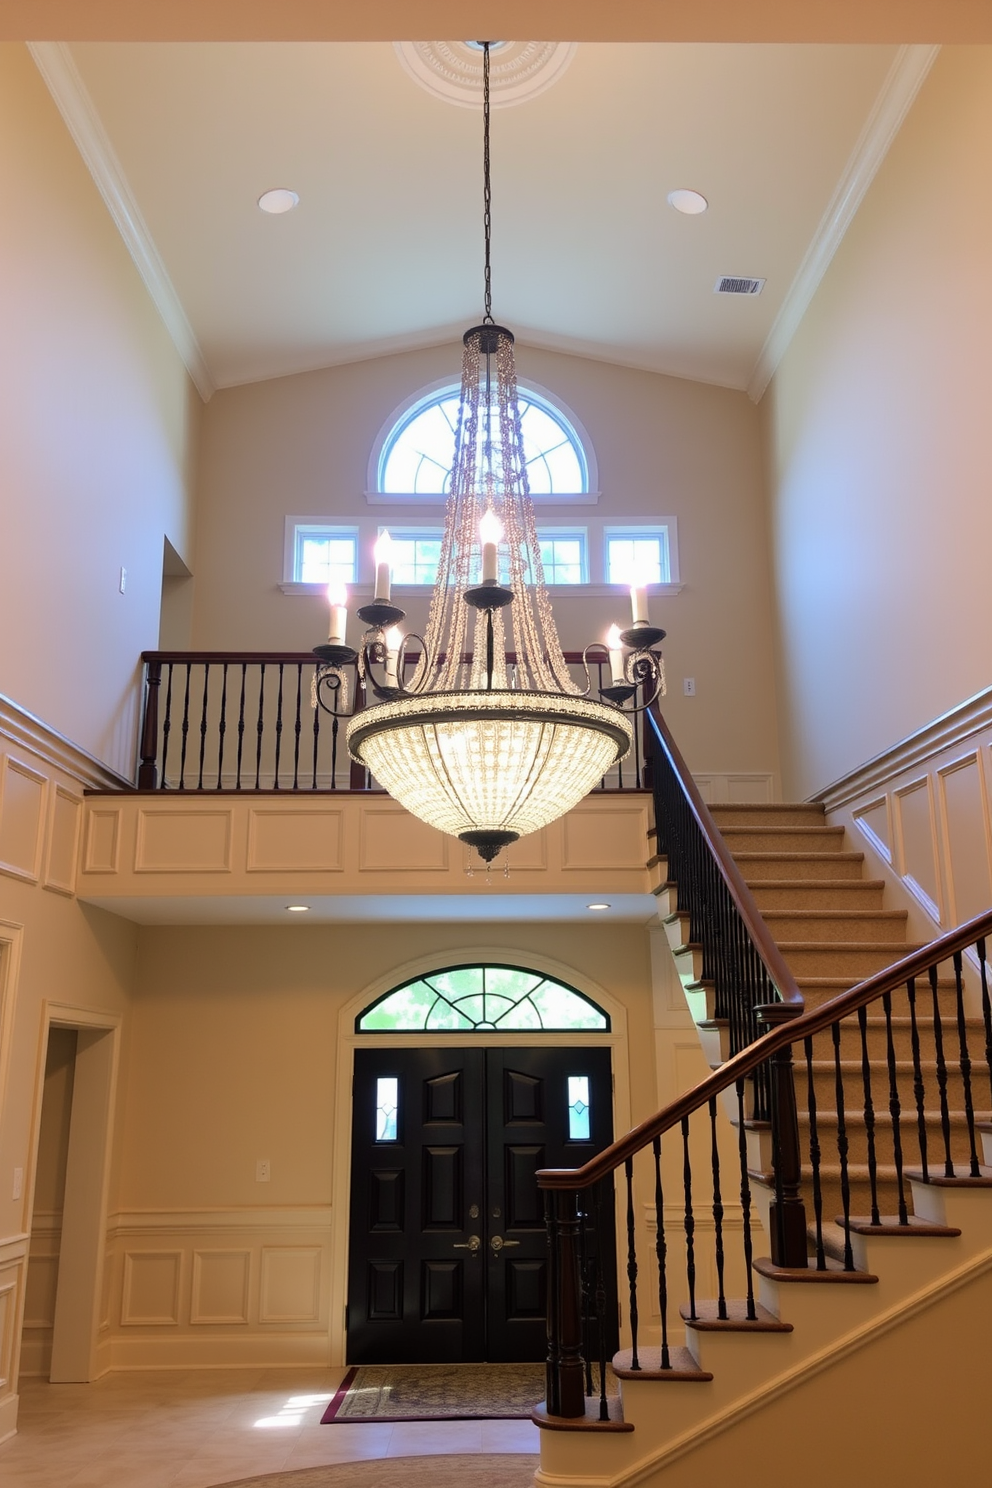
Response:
[378, 385, 589, 497]
[357, 965, 609, 1033]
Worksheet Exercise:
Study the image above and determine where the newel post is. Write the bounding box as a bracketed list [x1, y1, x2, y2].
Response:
[758, 1004, 808, 1268]
[137, 659, 162, 789]
[544, 1187, 586, 1418]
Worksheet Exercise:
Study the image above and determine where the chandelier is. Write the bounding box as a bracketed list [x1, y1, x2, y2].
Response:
[313, 43, 666, 863]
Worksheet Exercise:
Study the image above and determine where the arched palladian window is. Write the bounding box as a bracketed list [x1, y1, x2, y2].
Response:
[357, 964, 609, 1033]
[377, 384, 591, 497]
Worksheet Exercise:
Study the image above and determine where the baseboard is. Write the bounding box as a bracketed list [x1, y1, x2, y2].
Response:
[108, 1332, 332, 1371]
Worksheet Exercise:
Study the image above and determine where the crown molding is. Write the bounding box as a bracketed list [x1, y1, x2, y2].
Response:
[28, 41, 214, 402]
[747, 43, 940, 404]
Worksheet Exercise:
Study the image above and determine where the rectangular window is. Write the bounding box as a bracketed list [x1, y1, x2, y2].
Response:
[605, 527, 673, 587]
[537, 530, 588, 584]
[292, 524, 359, 586]
[567, 1075, 591, 1141]
[375, 1076, 399, 1142]
[382, 528, 444, 586]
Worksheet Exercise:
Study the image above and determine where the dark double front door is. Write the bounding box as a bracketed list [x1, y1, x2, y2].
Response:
[347, 1046, 614, 1364]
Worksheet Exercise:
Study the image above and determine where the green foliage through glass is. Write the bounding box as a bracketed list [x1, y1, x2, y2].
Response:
[358, 965, 609, 1033]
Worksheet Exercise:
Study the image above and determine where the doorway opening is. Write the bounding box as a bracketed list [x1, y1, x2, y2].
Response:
[347, 1044, 616, 1364]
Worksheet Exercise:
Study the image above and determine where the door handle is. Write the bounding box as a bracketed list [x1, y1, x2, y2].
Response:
[490, 1235, 521, 1253]
[453, 1235, 481, 1252]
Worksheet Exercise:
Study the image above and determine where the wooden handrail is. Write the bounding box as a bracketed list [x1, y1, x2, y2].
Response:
[646, 709, 803, 1011]
[537, 903, 992, 1190]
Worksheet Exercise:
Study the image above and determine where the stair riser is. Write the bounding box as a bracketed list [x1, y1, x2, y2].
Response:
[801, 1019, 988, 1062]
[709, 806, 828, 828]
[734, 854, 866, 882]
[748, 883, 886, 912]
[760, 913, 908, 944]
[720, 828, 847, 854]
[797, 1116, 989, 1170]
[779, 944, 920, 977]
[805, 1063, 989, 1112]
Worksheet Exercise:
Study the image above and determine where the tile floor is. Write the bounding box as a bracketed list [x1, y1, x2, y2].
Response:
[0, 1368, 541, 1488]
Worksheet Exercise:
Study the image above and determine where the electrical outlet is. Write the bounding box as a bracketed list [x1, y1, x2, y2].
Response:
[683, 677, 696, 696]
[119, 566, 127, 594]
[12, 1167, 23, 1200]
[256, 1158, 271, 1182]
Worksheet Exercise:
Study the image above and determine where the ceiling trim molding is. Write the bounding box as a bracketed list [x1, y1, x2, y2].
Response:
[746, 43, 940, 404]
[28, 41, 214, 402]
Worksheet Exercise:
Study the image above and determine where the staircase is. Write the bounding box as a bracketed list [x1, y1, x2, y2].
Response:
[535, 792, 992, 1488]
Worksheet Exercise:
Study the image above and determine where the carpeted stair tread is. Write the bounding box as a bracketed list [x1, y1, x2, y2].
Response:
[532, 1396, 631, 1431]
[753, 1254, 877, 1283]
[680, 1299, 792, 1331]
[612, 1345, 712, 1380]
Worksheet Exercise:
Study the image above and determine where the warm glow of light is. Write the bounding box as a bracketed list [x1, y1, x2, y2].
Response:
[479, 509, 504, 546]
[384, 626, 404, 651]
[373, 529, 394, 565]
[286, 905, 310, 913]
[606, 624, 623, 649]
[327, 583, 348, 607]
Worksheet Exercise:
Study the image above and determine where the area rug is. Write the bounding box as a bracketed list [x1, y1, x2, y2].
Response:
[321, 1364, 547, 1423]
[212, 1454, 539, 1488]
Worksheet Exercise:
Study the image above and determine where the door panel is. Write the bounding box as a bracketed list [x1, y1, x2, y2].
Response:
[348, 1045, 614, 1363]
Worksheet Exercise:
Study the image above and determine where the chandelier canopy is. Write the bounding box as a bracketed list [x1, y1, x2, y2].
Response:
[315, 44, 664, 863]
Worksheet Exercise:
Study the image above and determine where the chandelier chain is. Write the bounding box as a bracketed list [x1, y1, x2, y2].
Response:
[482, 40, 493, 324]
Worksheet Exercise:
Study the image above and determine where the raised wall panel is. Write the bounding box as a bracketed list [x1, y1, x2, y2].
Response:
[504, 1146, 543, 1227]
[83, 808, 120, 873]
[23, 1252, 59, 1329]
[366, 1261, 402, 1321]
[0, 756, 46, 882]
[190, 1250, 251, 1325]
[259, 1246, 321, 1323]
[422, 1146, 461, 1229]
[44, 785, 82, 894]
[359, 807, 448, 873]
[121, 1251, 182, 1325]
[421, 1261, 460, 1319]
[853, 796, 892, 863]
[369, 1170, 404, 1232]
[135, 810, 232, 873]
[938, 754, 992, 925]
[894, 777, 941, 918]
[0, 1268, 18, 1389]
[561, 804, 647, 870]
[246, 808, 343, 872]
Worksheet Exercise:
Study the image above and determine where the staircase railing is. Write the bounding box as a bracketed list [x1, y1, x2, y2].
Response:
[538, 907, 992, 1419]
[135, 651, 653, 794]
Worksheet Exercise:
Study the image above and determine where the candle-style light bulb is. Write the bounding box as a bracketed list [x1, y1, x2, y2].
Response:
[327, 583, 348, 644]
[373, 530, 393, 601]
[629, 570, 650, 628]
[606, 624, 625, 684]
[479, 509, 503, 583]
[384, 625, 403, 687]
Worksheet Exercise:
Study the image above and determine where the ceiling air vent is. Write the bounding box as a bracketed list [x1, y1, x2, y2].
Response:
[715, 276, 765, 296]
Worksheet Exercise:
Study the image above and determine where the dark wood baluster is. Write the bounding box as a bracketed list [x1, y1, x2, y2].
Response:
[929, 964, 955, 1177]
[292, 665, 303, 790]
[858, 1006, 881, 1227]
[575, 1199, 592, 1397]
[952, 950, 981, 1176]
[177, 663, 192, 790]
[196, 663, 210, 790]
[555, 1189, 586, 1418]
[624, 1156, 640, 1370]
[831, 1020, 855, 1269]
[768, 1035, 807, 1266]
[544, 1190, 561, 1416]
[594, 1180, 609, 1421]
[254, 663, 266, 790]
[906, 976, 930, 1181]
[235, 664, 248, 791]
[681, 1116, 697, 1321]
[217, 663, 229, 788]
[137, 659, 162, 788]
[311, 672, 321, 790]
[651, 1135, 671, 1369]
[160, 663, 174, 786]
[273, 662, 285, 789]
[735, 1079, 757, 1319]
[804, 1035, 826, 1269]
[882, 989, 910, 1225]
[979, 937, 992, 1108]
[708, 1097, 727, 1318]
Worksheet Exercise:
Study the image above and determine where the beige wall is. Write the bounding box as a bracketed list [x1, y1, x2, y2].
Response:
[194, 343, 781, 779]
[764, 46, 992, 800]
[0, 43, 198, 776]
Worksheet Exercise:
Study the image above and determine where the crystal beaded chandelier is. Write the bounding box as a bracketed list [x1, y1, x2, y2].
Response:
[313, 43, 666, 863]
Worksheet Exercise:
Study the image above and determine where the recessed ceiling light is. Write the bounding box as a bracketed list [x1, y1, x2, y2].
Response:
[258, 188, 300, 215]
[587, 903, 611, 911]
[286, 904, 310, 913]
[667, 188, 708, 216]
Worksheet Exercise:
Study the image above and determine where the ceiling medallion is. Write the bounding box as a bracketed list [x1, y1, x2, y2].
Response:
[394, 40, 577, 109]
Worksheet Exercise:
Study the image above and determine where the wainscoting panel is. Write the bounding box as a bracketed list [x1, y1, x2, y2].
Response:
[561, 802, 649, 871]
[135, 810, 233, 874]
[44, 786, 82, 895]
[693, 772, 775, 805]
[0, 1263, 19, 1392]
[359, 806, 449, 873]
[121, 1251, 183, 1326]
[246, 808, 343, 873]
[190, 1250, 251, 1325]
[83, 809, 121, 874]
[818, 687, 992, 945]
[0, 756, 47, 882]
[259, 1247, 322, 1324]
